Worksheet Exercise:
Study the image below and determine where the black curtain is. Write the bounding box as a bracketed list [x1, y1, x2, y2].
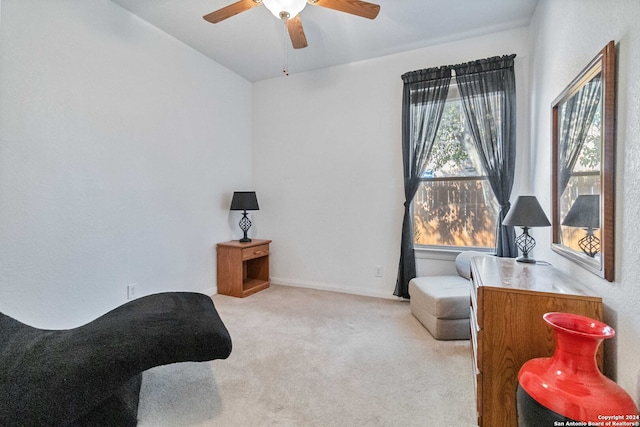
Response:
[454, 55, 518, 258]
[394, 66, 452, 298]
[558, 75, 602, 194]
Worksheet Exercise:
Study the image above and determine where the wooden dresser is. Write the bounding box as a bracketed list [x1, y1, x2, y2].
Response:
[469, 256, 603, 427]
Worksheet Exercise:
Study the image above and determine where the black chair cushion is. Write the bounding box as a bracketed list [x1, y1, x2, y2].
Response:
[0, 292, 232, 426]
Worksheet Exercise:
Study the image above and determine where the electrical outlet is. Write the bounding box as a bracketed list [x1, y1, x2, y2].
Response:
[127, 284, 137, 300]
[375, 266, 383, 277]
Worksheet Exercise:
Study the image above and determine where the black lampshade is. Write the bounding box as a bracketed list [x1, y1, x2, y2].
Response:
[562, 195, 600, 229]
[230, 191, 259, 211]
[503, 196, 551, 227]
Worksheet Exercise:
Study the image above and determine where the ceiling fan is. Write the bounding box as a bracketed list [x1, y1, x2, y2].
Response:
[203, 0, 381, 49]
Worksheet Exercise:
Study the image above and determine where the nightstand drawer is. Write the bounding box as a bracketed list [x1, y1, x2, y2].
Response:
[242, 244, 269, 260]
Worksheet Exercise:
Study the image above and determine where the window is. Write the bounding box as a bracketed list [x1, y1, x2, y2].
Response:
[413, 81, 499, 249]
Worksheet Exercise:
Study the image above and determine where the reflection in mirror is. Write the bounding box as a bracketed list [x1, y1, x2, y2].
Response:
[562, 194, 600, 257]
[558, 74, 601, 255]
[552, 41, 615, 281]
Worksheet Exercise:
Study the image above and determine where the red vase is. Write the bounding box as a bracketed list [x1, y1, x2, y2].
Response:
[517, 312, 639, 426]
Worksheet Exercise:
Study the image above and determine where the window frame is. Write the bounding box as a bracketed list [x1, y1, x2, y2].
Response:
[411, 80, 499, 252]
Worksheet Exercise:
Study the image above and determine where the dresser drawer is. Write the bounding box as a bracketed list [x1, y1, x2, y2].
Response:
[470, 307, 480, 373]
[470, 278, 478, 320]
[242, 244, 269, 260]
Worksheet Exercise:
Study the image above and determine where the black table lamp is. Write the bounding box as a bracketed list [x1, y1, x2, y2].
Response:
[230, 191, 259, 242]
[562, 194, 600, 257]
[503, 196, 551, 263]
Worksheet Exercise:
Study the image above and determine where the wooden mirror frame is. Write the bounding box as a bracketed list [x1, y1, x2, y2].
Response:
[551, 41, 616, 281]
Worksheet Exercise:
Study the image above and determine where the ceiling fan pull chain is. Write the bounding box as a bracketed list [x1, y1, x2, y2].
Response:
[282, 20, 289, 76]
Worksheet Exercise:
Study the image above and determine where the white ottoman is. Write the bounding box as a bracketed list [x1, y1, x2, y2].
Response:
[409, 276, 470, 340]
[409, 251, 487, 340]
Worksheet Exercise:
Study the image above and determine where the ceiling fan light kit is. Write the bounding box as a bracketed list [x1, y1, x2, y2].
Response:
[263, 0, 308, 20]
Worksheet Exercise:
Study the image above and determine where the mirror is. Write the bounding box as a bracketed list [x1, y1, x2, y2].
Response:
[551, 41, 616, 281]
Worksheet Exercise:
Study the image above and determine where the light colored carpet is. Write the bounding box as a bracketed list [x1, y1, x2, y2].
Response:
[137, 285, 476, 426]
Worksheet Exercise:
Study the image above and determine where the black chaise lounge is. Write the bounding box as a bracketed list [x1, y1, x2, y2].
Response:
[0, 292, 232, 426]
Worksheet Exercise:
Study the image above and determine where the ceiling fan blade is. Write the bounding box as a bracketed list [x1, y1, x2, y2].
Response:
[310, 0, 380, 19]
[203, 0, 262, 24]
[287, 16, 308, 49]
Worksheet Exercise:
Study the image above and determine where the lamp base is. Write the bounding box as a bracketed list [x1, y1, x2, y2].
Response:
[515, 255, 537, 264]
[515, 227, 537, 264]
[238, 210, 253, 243]
[578, 231, 600, 258]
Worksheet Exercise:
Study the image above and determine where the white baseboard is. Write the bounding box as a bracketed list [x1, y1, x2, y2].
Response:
[270, 277, 404, 301]
[201, 286, 217, 296]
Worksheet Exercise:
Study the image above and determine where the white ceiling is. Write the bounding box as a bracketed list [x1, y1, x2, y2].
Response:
[110, 0, 539, 82]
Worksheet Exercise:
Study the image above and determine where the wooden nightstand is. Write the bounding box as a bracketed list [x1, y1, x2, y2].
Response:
[216, 239, 271, 297]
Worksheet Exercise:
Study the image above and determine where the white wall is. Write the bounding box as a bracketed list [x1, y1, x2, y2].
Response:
[529, 0, 640, 403]
[253, 27, 531, 298]
[0, 0, 252, 328]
